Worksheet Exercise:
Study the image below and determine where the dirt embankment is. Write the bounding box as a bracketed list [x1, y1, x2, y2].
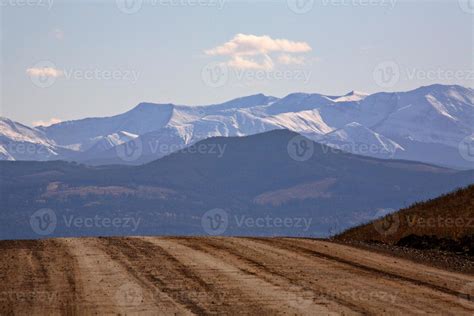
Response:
[1, 237, 474, 315]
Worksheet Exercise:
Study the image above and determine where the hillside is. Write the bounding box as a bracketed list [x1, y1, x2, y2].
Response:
[336, 186, 474, 253]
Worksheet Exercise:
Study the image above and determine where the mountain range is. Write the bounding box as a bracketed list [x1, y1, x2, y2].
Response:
[1, 84, 473, 169]
[1, 130, 473, 240]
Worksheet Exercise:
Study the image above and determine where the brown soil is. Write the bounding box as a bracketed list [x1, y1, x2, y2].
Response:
[1, 237, 473, 315]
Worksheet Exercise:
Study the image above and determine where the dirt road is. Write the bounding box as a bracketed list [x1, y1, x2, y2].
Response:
[1, 237, 473, 315]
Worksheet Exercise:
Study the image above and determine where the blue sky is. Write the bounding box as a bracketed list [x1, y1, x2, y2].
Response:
[1, 0, 473, 126]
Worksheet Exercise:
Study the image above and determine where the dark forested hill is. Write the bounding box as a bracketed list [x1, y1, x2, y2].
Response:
[1, 130, 473, 240]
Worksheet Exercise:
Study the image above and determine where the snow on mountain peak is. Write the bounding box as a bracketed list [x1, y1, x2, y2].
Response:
[322, 122, 404, 157]
[1, 84, 472, 168]
[0, 117, 50, 145]
[266, 92, 334, 115]
[207, 93, 277, 111]
[129, 102, 175, 112]
[333, 91, 369, 103]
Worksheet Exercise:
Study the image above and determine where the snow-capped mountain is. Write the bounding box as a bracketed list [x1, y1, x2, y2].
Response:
[1, 84, 473, 168]
[331, 91, 369, 103]
[318, 122, 405, 159]
[36, 103, 175, 151]
[0, 117, 67, 161]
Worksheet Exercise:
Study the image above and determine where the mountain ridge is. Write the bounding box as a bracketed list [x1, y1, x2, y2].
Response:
[1, 84, 473, 168]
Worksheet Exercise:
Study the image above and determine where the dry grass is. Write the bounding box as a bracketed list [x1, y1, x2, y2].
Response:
[336, 185, 474, 244]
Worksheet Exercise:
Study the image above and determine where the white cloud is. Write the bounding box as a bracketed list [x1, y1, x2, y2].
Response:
[205, 34, 312, 70]
[206, 33, 311, 56]
[277, 54, 306, 65]
[228, 54, 274, 70]
[32, 118, 62, 127]
[26, 67, 63, 78]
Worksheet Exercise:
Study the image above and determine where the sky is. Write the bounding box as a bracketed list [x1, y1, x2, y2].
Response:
[1, 0, 473, 126]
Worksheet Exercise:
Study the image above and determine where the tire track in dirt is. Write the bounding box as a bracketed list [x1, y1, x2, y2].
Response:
[286, 239, 474, 295]
[175, 237, 366, 314]
[270, 238, 474, 301]
[62, 238, 190, 315]
[143, 237, 343, 315]
[251, 238, 474, 314]
[0, 240, 79, 315]
[1, 237, 474, 315]
[211, 237, 467, 314]
[184, 237, 420, 314]
[97, 237, 234, 315]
